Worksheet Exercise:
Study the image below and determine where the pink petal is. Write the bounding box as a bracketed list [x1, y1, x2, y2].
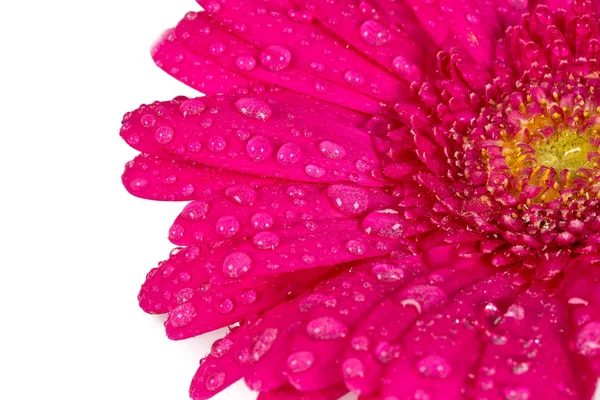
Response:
[190, 3, 406, 104]
[471, 288, 596, 399]
[342, 256, 495, 395]
[168, 182, 393, 247]
[290, 0, 430, 83]
[120, 92, 384, 186]
[256, 384, 347, 400]
[380, 269, 523, 399]
[122, 154, 271, 201]
[152, 28, 254, 95]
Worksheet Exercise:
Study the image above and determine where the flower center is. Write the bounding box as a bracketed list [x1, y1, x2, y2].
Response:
[534, 129, 595, 172]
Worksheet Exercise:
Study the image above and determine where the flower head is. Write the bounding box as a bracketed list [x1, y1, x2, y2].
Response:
[122, 0, 600, 399]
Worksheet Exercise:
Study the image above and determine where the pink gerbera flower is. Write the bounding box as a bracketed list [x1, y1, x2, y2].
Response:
[121, 0, 600, 398]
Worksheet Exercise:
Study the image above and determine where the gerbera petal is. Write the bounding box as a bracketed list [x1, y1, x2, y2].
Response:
[122, 154, 271, 201]
[342, 255, 495, 395]
[379, 269, 523, 399]
[152, 28, 254, 94]
[471, 287, 597, 399]
[171, 12, 388, 113]
[256, 384, 347, 400]
[191, 2, 407, 104]
[120, 92, 385, 186]
[168, 181, 394, 247]
[290, 0, 431, 83]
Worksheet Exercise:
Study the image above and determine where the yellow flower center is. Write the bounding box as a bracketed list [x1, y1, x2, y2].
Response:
[534, 129, 596, 172]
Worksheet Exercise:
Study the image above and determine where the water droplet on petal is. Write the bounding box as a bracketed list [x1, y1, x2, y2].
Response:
[371, 263, 404, 282]
[215, 216, 240, 238]
[251, 213, 274, 230]
[181, 201, 209, 221]
[351, 336, 370, 351]
[235, 97, 272, 121]
[503, 386, 531, 400]
[287, 8, 313, 23]
[344, 70, 365, 87]
[287, 351, 315, 373]
[247, 136, 273, 161]
[240, 289, 257, 305]
[252, 232, 280, 249]
[392, 55, 420, 78]
[345, 239, 366, 255]
[181, 184, 195, 196]
[310, 62, 326, 72]
[209, 42, 227, 56]
[180, 99, 205, 116]
[314, 78, 328, 93]
[416, 355, 452, 378]
[252, 328, 278, 361]
[375, 341, 402, 363]
[207, 135, 227, 152]
[260, 45, 292, 71]
[359, 20, 390, 46]
[235, 55, 257, 71]
[397, 285, 447, 313]
[169, 303, 197, 328]
[342, 358, 365, 379]
[225, 184, 258, 205]
[223, 252, 252, 278]
[576, 321, 600, 358]
[156, 126, 175, 144]
[305, 164, 325, 178]
[205, 1, 221, 14]
[319, 141, 346, 159]
[276, 142, 302, 166]
[205, 372, 226, 391]
[326, 184, 369, 215]
[169, 224, 185, 242]
[307, 317, 348, 340]
[211, 338, 234, 358]
[362, 209, 403, 238]
[218, 298, 234, 314]
[141, 114, 156, 127]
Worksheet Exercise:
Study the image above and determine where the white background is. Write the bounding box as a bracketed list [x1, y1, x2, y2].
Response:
[0, 1, 596, 399]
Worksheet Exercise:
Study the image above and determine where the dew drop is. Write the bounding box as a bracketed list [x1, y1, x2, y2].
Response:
[503, 386, 531, 400]
[240, 289, 257, 305]
[251, 213, 274, 230]
[141, 114, 156, 127]
[169, 303, 197, 328]
[218, 298, 234, 314]
[155, 126, 175, 144]
[209, 42, 227, 56]
[359, 20, 390, 46]
[205, 372, 226, 391]
[326, 184, 369, 215]
[345, 239, 366, 255]
[397, 285, 447, 313]
[319, 141, 346, 159]
[306, 317, 348, 340]
[205, 1, 221, 14]
[375, 341, 402, 364]
[181, 201, 209, 221]
[252, 328, 278, 361]
[207, 135, 227, 152]
[215, 216, 240, 238]
[260, 45, 292, 71]
[508, 0, 528, 10]
[169, 224, 185, 242]
[342, 358, 365, 379]
[235, 55, 257, 71]
[211, 338, 234, 358]
[176, 288, 194, 304]
[305, 164, 325, 178]
[310, 62, 326, 72]
[576, 321, 600, 358]
[416, 355, 452, 379]
[247, 136, 273, 161]
[344, 70, 365, 87]
[225, 184, 258, 205]
[223, 252, 252, 278]
[180, 99, 205, 116]
[129, 177, 148, 191]
[235, 97, 272, 121]
[276, 142, 302, 166]
[252, 231, 280, 249]
[181, 183, 195, 197]
[351, 336, 370, 351]
[287, 8, 313, 23]
[314, 78, 328, 93]
[287, 351, 315, 373]
[371, 263, 404, 282]
[362, 209, 403, 239]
